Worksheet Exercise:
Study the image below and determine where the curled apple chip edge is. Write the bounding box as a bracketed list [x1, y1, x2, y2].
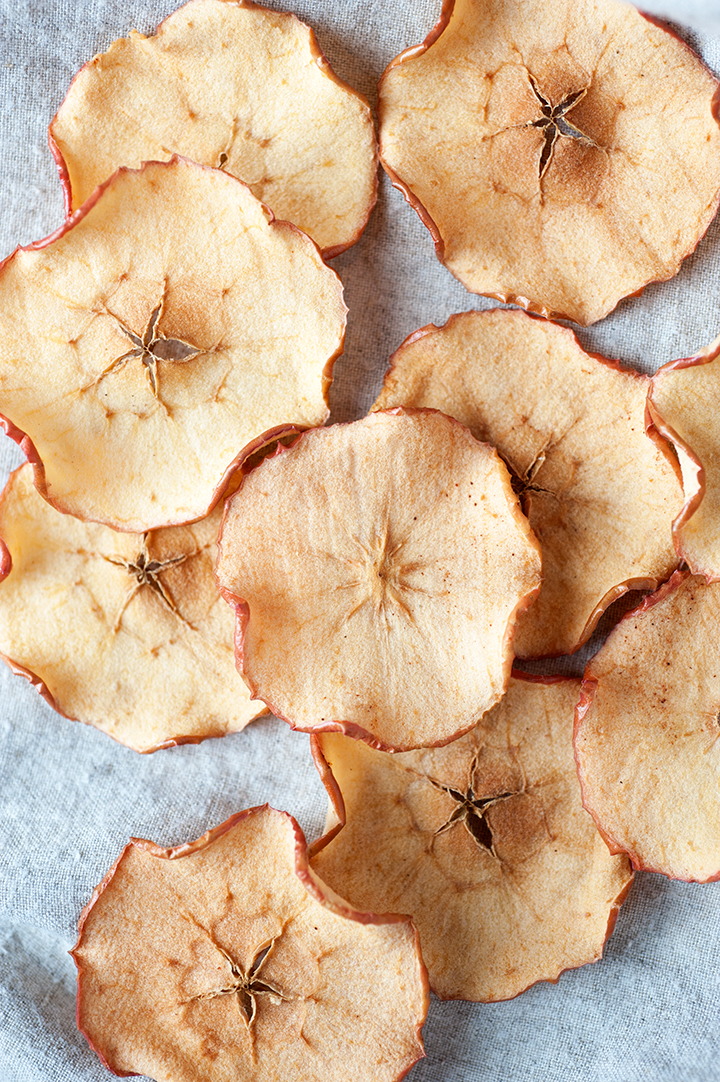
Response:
[216, 407, 542, 752]
[647, 333, 720, 580]
[377, 0, 720, 326]
[0, 156, 346, 533]
[48, 0, 378, 259]
[0, 462, 268, 753]
[308, 672, 634, 1003]
[574, 569, 720, 883]
[371, 308, 682, 658]
[72, 804, 429, 1082]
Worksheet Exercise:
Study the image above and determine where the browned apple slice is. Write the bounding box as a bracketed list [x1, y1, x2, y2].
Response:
[49, 0, 377, 258]
[217, 408, 541, 750]
[648, 334, 720, 579]
[72, 804, 428, 1082]
[378, 0, 720, 325]
[0, 463, 266, 752]
[0, 157, 345, 532]
[575, 572, 720, 883]
[310, 674, 633, 1002]
[373, 309, 681, 658]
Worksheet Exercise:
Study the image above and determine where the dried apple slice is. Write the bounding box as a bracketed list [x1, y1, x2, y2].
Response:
[72, 804, 428, 1082]
[648, 334, 720, 579]
[217, 408, 541, 750]
[372, 309, 682, 658]
[378, 0, 720, 325]
[49, 0, 377, 258]
[0, 157, 345, 532]
[310, 674, 633, 1002]
[575, 572, 720, 883]
[0, 464, 266, 752]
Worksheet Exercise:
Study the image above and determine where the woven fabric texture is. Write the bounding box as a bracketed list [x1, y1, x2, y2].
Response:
[1, 1, 720, 1080]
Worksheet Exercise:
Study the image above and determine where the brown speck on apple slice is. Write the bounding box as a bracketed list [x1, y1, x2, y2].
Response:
[378, 0, 720, 325]
[373, 308, 682, 658]
[0, 463, 266, 752]
[49, 0, 377, 257]
[0, 156, 346, 532]
[216, 408, 542, 751]
[575, 571, 720, 883]
[310, 674, 633, 1002]
[72, 805, 428, 1082]
[648, 333, 720, 580]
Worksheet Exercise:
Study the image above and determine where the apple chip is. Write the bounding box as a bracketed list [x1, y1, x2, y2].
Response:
[648, 334, 720, 579]
[0, 463, 266, 752]
[217, 409, 541, 750]
[378, 0, 720, 325]
[310, 675, 633, 1002]
[0, 157, 345, 531]
[72, 804, 428, 1082]
[373, 309, 681, 658]
[575, 572, 720, 883]
[49, 0, 377, 257]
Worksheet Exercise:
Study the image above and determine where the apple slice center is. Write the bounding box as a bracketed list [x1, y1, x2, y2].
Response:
[190, 937, 289, 1030]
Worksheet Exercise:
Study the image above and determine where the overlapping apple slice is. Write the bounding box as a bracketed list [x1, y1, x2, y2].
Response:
[310, 674, 633, 1002]
[378, 0, 720, 325]
[648, 334, 720, 579]
[575, 572, 720, 883]
[0, 464, 265, 752]
[373, 309, 682, 657]
[0, 157, 346, 532]
[217, 409, 541, 750]
[49, 0, 377, 258]
[73, 805, 428, 1082]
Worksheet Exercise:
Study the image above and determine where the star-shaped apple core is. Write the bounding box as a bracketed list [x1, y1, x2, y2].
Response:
[104, 534, 190, 629]
[526, 77, 599, 182]
[192, 937, 290, 1030]
[344, 527, 426, 623]
[431, 752, 515, 853]
[99, 292, 201, 400]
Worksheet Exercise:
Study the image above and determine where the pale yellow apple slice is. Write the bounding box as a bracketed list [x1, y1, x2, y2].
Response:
[72, 804, 428, 1082]
[575, 572, 720, 883]
[217, 408, 541, 750]
[373, 309, 681, 658]
[0, 157, 345, 531]
[310, 674, 633, 1002]
[648, 334, 720, 579]
[0, 463, 266, 752]
[379, 0, 720, 325]
[49, 0, 377, 258]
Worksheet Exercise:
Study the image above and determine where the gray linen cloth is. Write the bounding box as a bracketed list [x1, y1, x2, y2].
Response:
[1, 1, 720, 1080]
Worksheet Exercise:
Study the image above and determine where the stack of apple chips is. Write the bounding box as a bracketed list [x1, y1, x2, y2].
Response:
[3, 0, 720, 1079]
